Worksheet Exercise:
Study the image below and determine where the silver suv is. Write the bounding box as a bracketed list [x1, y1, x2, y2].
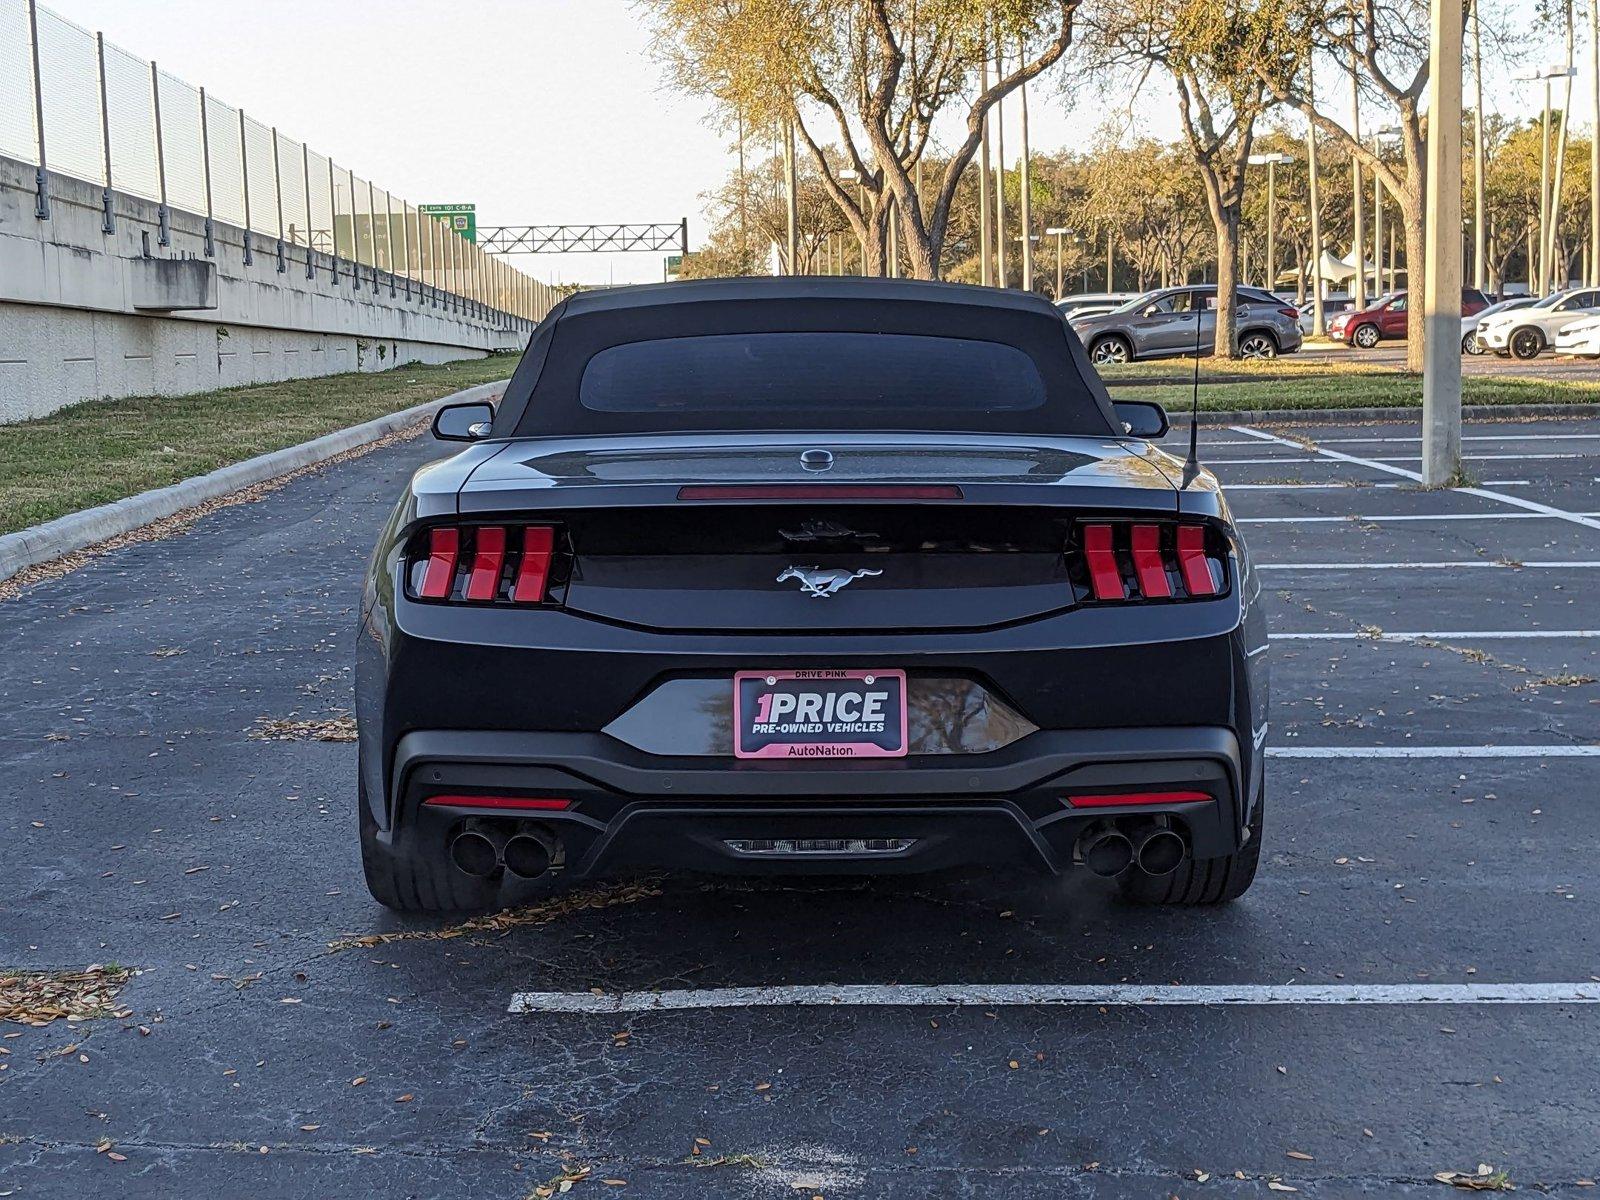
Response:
[1068, 285, 1305, 364]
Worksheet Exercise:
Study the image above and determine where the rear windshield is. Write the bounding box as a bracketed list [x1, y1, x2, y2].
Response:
[498, 294, 1119, 438]
[578, 333, 1046, 417]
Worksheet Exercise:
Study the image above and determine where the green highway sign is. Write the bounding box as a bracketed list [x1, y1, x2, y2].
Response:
[420, 203, 476, 244]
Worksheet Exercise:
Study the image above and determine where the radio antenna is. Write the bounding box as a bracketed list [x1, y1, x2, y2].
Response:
[1180, 292, 1204, 489]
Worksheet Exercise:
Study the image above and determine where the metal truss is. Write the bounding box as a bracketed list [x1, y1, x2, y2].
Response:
[476, 221, 688, 255]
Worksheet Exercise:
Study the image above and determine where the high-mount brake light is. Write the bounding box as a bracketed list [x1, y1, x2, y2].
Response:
[1075, 522, 1223, 603]
[408, 524, 557, 605]
[677, 484, 964, 501]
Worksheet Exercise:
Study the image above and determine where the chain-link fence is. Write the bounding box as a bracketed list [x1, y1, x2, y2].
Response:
[1, 0, 552, 324]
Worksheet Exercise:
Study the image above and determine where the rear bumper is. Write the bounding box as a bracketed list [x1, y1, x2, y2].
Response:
[378, 726, 1255, 878]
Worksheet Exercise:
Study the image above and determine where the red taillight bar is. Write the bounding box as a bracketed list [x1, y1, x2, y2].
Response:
[1067, 790, 1210, 808]
[1176, 525, 1218, 595]
[465, 526, 507, 601]
[677, 484, 964, 501]
[423, 795, 572, 811]
[419, 527, 459, 599]
[512, 526, 554, 603]
[1130, 524, 1171, 599]
[1082, 524, 1124, 601]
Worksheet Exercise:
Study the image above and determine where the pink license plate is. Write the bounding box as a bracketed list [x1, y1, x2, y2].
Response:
[733, 669, 908, 760]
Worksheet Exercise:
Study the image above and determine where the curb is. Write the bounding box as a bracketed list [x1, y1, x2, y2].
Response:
[0, 379, 507, 585]
[1185, 402, 1600, 426]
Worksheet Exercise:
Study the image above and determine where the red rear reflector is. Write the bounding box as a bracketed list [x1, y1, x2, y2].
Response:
[677, 484, 963, 501]
[1130, 524, 1171, 598]
[465, 526, 506, 601]
[1082, 524, 1124, 600]
[419, 527, 459, 599]
[423, 795, 571, 811]
[1067, 790, 1210, 808]
[1176, 526, 1217, 595]
[513, 526, 554, 603]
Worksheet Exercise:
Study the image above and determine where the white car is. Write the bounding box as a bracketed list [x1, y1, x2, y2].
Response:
[1477, 289, 1600, 359]
[1462, 296, 1537, 354]
[1552, 313, 1600, 357]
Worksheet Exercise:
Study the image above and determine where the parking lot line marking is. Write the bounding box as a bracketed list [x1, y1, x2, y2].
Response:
[1240, 512, 1594, 523]
[1224, 480, 1531, 490]
[1267, 745, 1600, 758]
[1214, 453, 1592, 466]
[1233, 426, 1600, 534]
[1314, 434, 1600, 445]
[1271, 629, 1599, 641]
[1257, 561, 1600, 570]
[506, 982, 1600, 1014]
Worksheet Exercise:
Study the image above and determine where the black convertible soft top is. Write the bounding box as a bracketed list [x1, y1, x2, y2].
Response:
[490, 276, 1122, 439]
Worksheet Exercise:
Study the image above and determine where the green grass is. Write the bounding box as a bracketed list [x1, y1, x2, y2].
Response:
[1113, 371, 1600, 412]
[0, 356, 514, 535]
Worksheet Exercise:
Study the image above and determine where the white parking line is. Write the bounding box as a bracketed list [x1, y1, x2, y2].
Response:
[1271, 629, 1599, 641]
[1232, 426, 1600, 533]
[1310, 434, 1600, 445]
[1213, 453, 1593, 465]
[1224, 480, 1531, 490]
[507, 982, 1600, 1014]
[1267, 745, 1600, 758]
[1257, 561, 1600, 570]
[1240, 512, 1595, 524]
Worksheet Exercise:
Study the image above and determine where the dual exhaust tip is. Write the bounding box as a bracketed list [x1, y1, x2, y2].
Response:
[1080, 822, 1186, 878]
[450, 825, 555, 880]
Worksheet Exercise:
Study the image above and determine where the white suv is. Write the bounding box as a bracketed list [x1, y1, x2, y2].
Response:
[1478, 289, 1600, 359]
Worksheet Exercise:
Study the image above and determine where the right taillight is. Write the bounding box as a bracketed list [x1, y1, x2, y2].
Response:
[407, 523, 559, 604]
[1072, 522, 1223, 602]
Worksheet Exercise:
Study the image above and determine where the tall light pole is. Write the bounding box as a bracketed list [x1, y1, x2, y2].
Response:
[1592, 0, 1600, 285]
[1046, 226, 1070, 297]
[978, 55, 993, 286]
[840, 167, 866, 274]
[1472, 4, 1487, 292]
[1305, 56, 1326, 335]
[1514, 64, 1575, 293]
[1248, 152, 1294, 292]
[1422, 0, 1464, 487]
[1349, 37, 1366, 310]
[1018, 40, 1034, 292]
[783, 119, 799, 275]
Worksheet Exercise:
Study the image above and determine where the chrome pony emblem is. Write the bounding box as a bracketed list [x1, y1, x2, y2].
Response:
[776, 565, 883, 598]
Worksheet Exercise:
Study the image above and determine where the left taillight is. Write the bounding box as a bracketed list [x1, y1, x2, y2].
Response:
[407, 524, 558, 605]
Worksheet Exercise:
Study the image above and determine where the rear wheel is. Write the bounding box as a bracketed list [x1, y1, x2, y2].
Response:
[1090, 335, 1132, 365]
[360, 784, 499, 912]
[1238, 330, 1278, 359]
[1118, 805, 1263, 906]
[1351, 323, 1381, 349]
[1509, 327, 1544, 359]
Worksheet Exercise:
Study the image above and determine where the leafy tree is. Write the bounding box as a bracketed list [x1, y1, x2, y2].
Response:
[641, 0, 1083, 279]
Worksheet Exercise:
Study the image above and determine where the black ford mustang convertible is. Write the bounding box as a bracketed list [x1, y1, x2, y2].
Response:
[356, 277, 1269, 911]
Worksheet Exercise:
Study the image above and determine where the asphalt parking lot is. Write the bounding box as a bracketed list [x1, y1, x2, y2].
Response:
[2, 415, 1598, 1197]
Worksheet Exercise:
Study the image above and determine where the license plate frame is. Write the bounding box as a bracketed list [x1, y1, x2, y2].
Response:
[733, 669, 908, 760]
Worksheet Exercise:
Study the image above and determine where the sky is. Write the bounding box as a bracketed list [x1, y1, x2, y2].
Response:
[45, 0, 1584, 287]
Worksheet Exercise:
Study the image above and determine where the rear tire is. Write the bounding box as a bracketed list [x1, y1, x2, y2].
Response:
[359, 784, 499, 912]
[1238, 330, 1278, 359]
[1090, 335, 1132, 365]
[1117, 806, 1263, 906]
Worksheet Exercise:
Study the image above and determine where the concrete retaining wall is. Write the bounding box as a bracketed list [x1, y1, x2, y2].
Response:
[0, 154, 541, 422]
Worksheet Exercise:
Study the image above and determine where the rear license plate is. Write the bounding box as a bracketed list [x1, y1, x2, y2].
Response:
[733, 669, 908, 760]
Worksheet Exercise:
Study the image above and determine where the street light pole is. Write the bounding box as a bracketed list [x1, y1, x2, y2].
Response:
[1422, 0, 1464, 487]
[1019, 48, 1034, 293]
[1350, 42, 1365, 310]
[1472, 4, 1487, 291]
[1248, 153, 1294, 294]
[1046, 227, 1069, 298]
[1305, 56, 1326, 336]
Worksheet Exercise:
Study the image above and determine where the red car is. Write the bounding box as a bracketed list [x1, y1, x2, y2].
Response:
[1328, 288, 1490, 348]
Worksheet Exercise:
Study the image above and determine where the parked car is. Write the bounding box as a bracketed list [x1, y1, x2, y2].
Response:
[1551, 311, 1600, 357]
[1478, 289, 1600, 359]
[1296, 296, 1354, 335]
[1054, 292, 1138, 320]
[356, 276, 1268, 911]
[1068, 285, 1303, 364]
[1328, 288, 1491, 348]
[1463, 296, 1539, 354]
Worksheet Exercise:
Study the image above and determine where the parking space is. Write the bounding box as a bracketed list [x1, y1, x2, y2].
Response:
[3, 418, 1599, 1196]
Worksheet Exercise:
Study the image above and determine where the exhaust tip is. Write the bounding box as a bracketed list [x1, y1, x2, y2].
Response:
[503, 832, 553, 879]
[449, 830, 500, 878]
[1136, 829, 1186, 876]
[1080, 829, 1134, 877]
